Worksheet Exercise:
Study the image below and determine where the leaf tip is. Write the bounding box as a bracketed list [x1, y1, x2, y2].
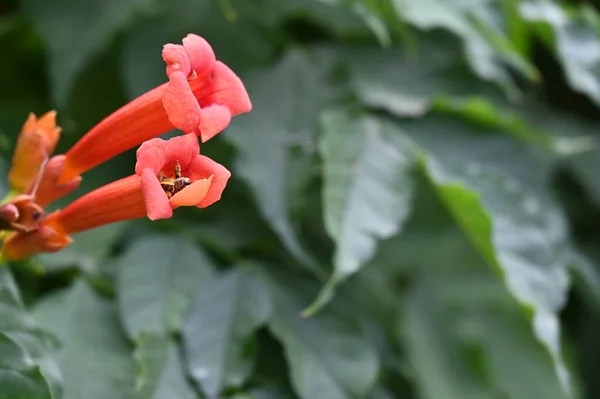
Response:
[301, 275, 339, 317]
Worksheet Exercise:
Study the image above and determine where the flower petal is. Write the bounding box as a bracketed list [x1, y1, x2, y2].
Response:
[2, 224, 72, 261]
[60, 84, 172, 183]
[135, 138, 167, 175]
[21, 113, 37, 134]
[194, 61, 252, 116]
[8, 130, 46, 193]
[162, 44, 192, 78]
[141, 168, 173, 220]
[164, 133, 200, 170]
[188, 155, 231, 208]
[182, 34, 216, 77]
[198, 104, 231, 142]
[37, 110, 61, 154]
[162, 71, 201, 133]
[169, 176, 212, 209]
[34, 155, 82, 207]
[8, 111, 61, 194]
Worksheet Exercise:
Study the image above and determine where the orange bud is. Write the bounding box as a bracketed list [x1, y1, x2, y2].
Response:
[8, 111, 61, 194]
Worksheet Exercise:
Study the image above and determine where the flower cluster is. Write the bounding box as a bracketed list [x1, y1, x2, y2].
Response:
[0, 34, 251, 260]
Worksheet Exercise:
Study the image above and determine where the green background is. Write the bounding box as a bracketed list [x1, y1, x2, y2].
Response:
[1, 0, 600, 398]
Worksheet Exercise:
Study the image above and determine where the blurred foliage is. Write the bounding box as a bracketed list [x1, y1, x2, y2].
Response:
[1, 0, 600, 398]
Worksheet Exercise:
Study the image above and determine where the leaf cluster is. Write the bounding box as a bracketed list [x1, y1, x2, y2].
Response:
[1, 0, 600, 398]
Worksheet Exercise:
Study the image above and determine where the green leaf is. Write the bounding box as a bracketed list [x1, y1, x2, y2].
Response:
[500, 98, 600, 204]
[345, 35, 502, 117]
[569, 247, 600, 310]
[316, 0, 391, 45]
[133, 333, 197, 399]
[394, 0, 537, 90]
[21, 0, 154, 105]
[395, 113, 552, 192]
[432, 96, 593, 154]
[264, 270, 379, 399]
[365, 174, 485, 274]
[520, 1, 600, 105]
[402, 276, 489, 399]
[422, 156, 573, 394]
[370, 111, 573, 393]
[32, 280, 135, 399]
[274, 0, 374, 37]
[182, 267, 271, 398]
[401, 273, 569, 399]
[0, 19, 48, 151]
[0, 332, 52, 399]
[234, 386, 296, 399]
[117, 235, 216, 339]
[0, 268, 59, 398]
[307, 110, 414, 313]
[36, 223, 127, 273]
[225, 49, 341, 273]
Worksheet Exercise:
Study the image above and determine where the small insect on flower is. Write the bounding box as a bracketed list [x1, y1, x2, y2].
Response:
[159, 160, 192, 198]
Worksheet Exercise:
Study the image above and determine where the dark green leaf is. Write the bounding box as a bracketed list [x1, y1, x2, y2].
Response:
[396, 0, 537, 90]
[316, 0, 391, 45]
[432, 96, 593, 154]
[401, 273, 569, 399]
[33, 280, 135, 399]
[264, 270, 379, 399]
[569, 247, 600, 310]
[422, 156, 572, 394]
[225, 49, 341, 272]
[133, 333, 197, 399]
[36, 223, 127, 273]
[117, 235, 216, 339]
[0, 332, 51, 399]
[499, 99, 600, 205]
[520, 2, 600, 105]
[0, 19, 47, 154]
[21, 0, 154, 105]
[0, 268, 59, 398]
[182, 267, 271, 398]
[395, 113, 552, 191]
[307, 110, 414, 314]
[345, 35, 502, 117]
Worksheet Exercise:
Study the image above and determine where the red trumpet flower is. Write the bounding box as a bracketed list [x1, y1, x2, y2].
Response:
[58, 34, 251, 184]
[2, 134, 230, 260]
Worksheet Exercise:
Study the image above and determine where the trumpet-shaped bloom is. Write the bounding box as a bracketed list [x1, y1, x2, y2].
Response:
[58, 33, 251, 184]
[136, 133, 230, 220]
[8, 111, 61, 194]
[2, 224, 72, 261]
[1, 134, 231, 260]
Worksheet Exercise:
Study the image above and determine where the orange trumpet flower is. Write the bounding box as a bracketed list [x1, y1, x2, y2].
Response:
[58, 34, 251, 184]
[2, 134, 230, 260]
